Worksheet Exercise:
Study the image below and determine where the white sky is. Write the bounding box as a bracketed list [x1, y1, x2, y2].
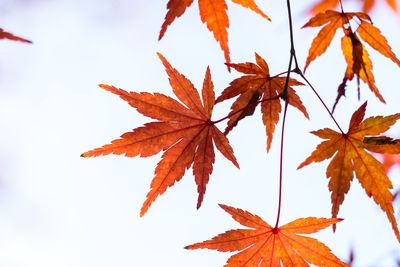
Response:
[0, 0, 400, 266]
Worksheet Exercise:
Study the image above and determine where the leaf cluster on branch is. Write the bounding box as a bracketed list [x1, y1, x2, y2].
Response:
[79, 0, 400, 265]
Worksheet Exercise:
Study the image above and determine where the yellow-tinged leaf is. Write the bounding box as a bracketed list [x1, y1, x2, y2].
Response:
[186, 204, 348, 267]
[298, 102, 400, 241]
[83, 53, 239, 216]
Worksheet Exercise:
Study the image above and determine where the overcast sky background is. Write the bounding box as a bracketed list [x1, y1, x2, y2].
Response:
[0, 0, 400, 266]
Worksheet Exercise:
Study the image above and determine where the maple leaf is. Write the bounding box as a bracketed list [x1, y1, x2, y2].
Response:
[186, 204, 348, 267]
[308, 0, 398, 14]
[215, 53, 309, 151]
[303, 10, 400, 110]
[298, 102, 400, 241]
[82, 53, 239, 216]
[158, 0, 270, 68]
[0, 28, 31, 43]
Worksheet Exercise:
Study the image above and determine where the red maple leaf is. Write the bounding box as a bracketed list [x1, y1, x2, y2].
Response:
[82, 53, 239, 216]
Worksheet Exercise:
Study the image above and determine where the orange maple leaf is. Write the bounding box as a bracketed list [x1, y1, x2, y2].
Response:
[303, 10, 400, 110]
[298, 102, 400, 241]
[308, 0, 398, 15]
[215, 53, 309, 151]
[0, 28, 31, 43]
[82, 53, 239, 216]
[158, 0, 270, 68]
[186, 204, 348, 267]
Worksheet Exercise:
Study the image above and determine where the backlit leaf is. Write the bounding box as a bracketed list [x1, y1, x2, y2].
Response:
[298, 102, 400, 241]
[186, 204, 348, 266]
[82, 53, 239, 216]
[303, 10, 400, 109]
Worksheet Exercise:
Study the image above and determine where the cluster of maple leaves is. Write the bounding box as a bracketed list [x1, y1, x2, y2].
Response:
[3, 0, 400, 265]
[80, 0, 400, 265]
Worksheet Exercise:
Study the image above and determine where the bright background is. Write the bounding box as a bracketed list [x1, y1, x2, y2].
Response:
[0, 0, 400, 266]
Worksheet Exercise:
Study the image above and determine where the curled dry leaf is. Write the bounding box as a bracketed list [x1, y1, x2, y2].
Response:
[82, 53, 239, 216]
[298, 102, 400, 241]
[186, 204, 348, 267]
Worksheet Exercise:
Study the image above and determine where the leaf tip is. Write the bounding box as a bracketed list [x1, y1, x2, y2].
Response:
[98, 84, 108, 90]
[156, 52, 165, 61]
[80, 153, 86, 157]
[218, 203, 230, 211]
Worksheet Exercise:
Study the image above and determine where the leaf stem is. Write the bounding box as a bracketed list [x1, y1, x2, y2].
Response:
[338, 0, 344, 13]
[274, 100, 288, 229]
[273, 0, 300, 229]
[298, 73, 345, 135]
[273, 0, 299, 230]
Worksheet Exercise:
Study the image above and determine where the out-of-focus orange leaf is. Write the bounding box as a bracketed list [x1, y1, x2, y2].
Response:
[159, 0, 270, 68]
[216, 53, 309, 151]
[381, 153, 400, 174]
[0, 28, 31, 43]
[307, 0, 338, 15]
[186, 204, 348, 266]
[82, 53, 239, 216]
[303, 10, 400, 110]
[298, 102, 400, 241]
[308, 0, 398, 14]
